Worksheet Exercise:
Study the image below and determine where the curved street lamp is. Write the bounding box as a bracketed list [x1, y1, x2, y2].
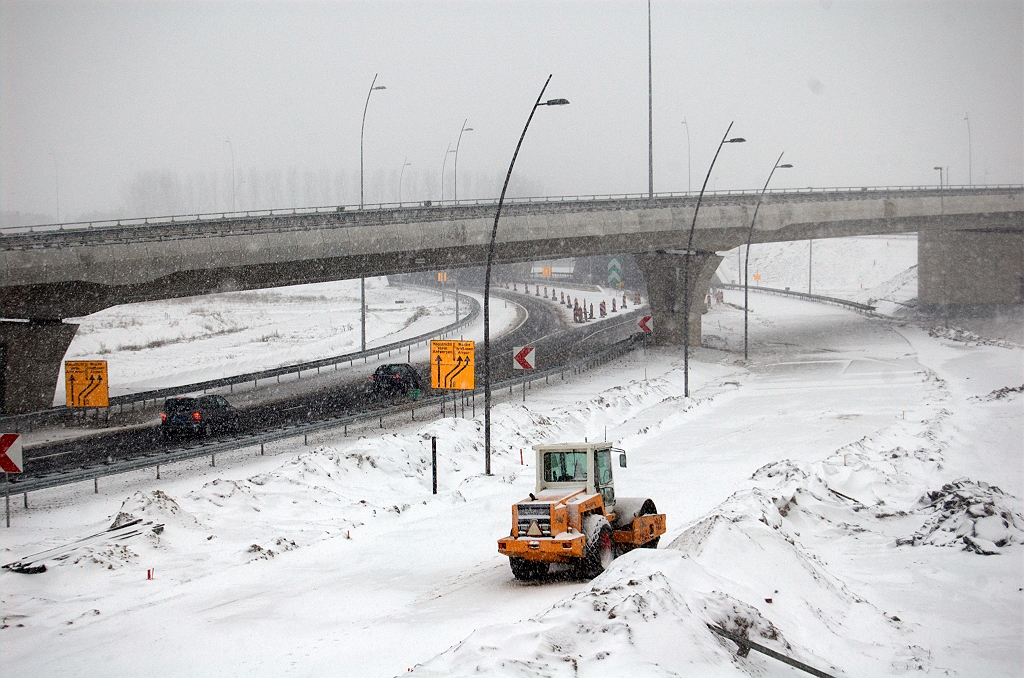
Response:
[743, 153, 792, 360]
[48, 151, 60, 223]
[360, 74, 386, 209]
[399, 158, 412, 204]
[681, 118, 691, 193]
[682, 122, 745, 397]
[453, 119, 474, 202]
[224, 138, 235, 212]
[483, 75, 569, 475]
[964, 112, 972, 186]
[440, 144, 456, 202]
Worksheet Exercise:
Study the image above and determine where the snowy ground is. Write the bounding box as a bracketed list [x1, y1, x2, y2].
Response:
[56, 277, 458, 402]
[3, 285, 1021, 677]
[716, 234, 918, 303]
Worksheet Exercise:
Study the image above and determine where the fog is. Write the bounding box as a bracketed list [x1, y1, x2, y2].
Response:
[2, 0, 1021, 224]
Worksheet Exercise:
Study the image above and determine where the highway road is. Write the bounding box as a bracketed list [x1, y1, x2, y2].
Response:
[22, 288, 645, 477]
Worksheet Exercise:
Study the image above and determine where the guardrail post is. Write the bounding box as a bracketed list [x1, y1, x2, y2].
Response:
[432, 437, 437, 495]
[94, 478, 98, 493]
[211, 454, 216, 467]
[260, 444, 264, 456]
[156, 465, 160, 479]
[23, 493, 28, 509]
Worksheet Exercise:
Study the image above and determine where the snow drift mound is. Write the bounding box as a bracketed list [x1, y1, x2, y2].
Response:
[112, 489, 199, 530]
[897, 479, 1024, 554]
[412, 487, 897, 676]
[409, 550, 837, 678]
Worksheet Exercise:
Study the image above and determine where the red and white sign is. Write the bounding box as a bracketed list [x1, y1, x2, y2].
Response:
[513, 346, 536, 370]
[0, 433, 23, 473]
[638, 315, 653, 334]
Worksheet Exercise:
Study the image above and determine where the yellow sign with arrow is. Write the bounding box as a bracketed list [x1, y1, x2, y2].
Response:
[429, 340, 475, 390]
[65, 360, 109, 408]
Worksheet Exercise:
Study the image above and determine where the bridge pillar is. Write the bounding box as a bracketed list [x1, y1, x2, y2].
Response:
[918, 229, 1024, 311]
[634, 251, 723, 345]
[0, 320, 79, 414]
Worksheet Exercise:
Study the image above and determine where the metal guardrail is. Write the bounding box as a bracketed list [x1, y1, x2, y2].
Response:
[717, 283, 878, 314]
[707, 624, 837, 678]
[3, 184, 1020, 235]
[2, 332, 645, 501]
[0, 288, 479, 430]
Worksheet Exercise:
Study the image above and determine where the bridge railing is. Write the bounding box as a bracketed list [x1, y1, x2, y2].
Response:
[4, 184, 1021, 235]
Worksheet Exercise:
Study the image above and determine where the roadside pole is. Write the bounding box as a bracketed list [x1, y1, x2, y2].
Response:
[431, 437, 437, 495]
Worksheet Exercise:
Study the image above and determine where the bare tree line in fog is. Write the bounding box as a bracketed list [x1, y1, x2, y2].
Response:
[1, 166, 548, 228]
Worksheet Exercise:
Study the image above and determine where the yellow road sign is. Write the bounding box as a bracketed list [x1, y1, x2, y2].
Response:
[430, 340, 475, 390]
[438, 271, 448, 282]
[541, 267, 552, 277]
[65, 360, 109, 408]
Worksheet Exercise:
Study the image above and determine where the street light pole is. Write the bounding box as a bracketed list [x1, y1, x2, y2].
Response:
[440, 144, 455, 202]
[483, 75, 568, 475]
[224, 138, 235, 212]
[360, 74, 386, 209]
[48, 152, 60, 223]
[399, 159, 411, 204]
[682, 122, 745, 397]
[964, 112, 972, 186]
[647, 0, 654, 198]
[454, 120, 474, 203]
[681, 118, 691, 193]
[744, 153, 792, 360]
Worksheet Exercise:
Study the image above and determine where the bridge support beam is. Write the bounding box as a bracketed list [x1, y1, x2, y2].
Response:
[918, 228, 1024, 311]
[634, 251, 723, 345]
[0, 320, 79, 414]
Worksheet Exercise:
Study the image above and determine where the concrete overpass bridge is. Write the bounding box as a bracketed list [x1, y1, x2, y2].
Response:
[2, 185, 1021, 413]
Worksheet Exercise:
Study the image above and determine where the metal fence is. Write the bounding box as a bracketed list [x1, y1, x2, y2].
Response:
[717, 283, 878, 314]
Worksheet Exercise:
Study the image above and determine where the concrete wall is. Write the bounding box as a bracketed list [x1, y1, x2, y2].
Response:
[919, 228, 1024, 309]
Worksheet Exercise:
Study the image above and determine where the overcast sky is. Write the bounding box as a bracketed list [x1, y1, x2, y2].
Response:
[2, 0, 1021, 223]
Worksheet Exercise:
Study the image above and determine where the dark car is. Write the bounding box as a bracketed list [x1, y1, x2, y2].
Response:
[161, 395, 239, 439]
[369, 364, 423, 400]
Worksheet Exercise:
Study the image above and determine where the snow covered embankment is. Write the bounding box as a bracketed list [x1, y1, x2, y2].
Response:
[410, 394, 1023, 677]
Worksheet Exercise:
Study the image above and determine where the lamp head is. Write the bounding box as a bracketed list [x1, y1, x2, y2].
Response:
[726, 137, 746, 143]
[543, 98, 570, 106]
[778, 164, 793, 169]
[373, 85, 386, 90]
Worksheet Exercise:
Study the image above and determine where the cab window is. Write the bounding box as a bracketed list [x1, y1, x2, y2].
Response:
[596, 450, 612, 486]
[543, 451, 588, 483]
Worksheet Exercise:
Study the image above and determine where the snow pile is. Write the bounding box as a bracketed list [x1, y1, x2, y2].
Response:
[898, 479, 1024, 554]
[975, 384, 1024, 401]
[410, 551, 838, 678]
[113, 489, 199, 529]
[928, 326, 1021, 349]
